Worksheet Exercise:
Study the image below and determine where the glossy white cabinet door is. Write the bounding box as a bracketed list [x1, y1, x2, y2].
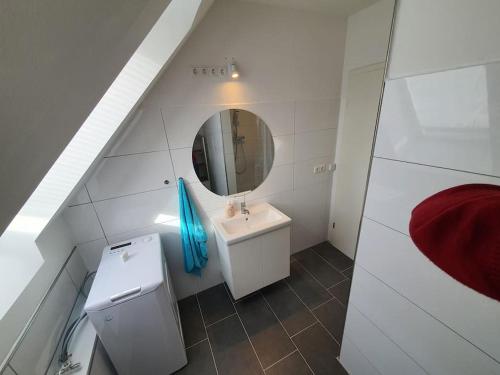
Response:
[375, 63, 500, 177]
[344, 305, 426, 375]
[218, 226, 291, 300]
[222, 234, 262, 299]
[356, 218, 500, 361]
[261, 227, 291, 287]
[349, 267, 500, 375]
[364, 157, 500, 235]
[340, 336, 380, 375]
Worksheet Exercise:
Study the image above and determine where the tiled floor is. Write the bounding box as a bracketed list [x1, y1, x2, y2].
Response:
[176, 242, 353, 375]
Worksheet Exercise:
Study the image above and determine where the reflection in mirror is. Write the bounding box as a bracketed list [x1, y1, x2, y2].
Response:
[192, 109, 274, 196]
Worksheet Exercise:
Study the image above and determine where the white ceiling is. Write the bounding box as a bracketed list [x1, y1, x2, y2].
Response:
[238, 0, 380, 16]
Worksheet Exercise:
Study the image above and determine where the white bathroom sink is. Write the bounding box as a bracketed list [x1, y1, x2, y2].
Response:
[212, 202, 291, 245]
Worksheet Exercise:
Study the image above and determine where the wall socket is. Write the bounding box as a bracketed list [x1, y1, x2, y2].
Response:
[192, 65, 227, 78]
[313, 164, 327, 174]
[313, 163, 335, 174]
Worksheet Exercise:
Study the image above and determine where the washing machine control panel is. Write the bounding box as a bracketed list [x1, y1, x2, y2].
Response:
[108, 236, 154, 255]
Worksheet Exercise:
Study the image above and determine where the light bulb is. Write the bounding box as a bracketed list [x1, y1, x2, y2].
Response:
[230, 62, 239, 79]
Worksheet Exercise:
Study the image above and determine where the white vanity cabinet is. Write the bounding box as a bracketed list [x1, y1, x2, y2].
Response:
[212, 203, 291, 300]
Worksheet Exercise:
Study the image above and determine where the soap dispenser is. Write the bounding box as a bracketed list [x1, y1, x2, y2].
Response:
[224, 199, 235, 218]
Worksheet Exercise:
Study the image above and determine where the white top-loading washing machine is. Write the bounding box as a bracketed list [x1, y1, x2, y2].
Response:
[84, 233, 187, 375]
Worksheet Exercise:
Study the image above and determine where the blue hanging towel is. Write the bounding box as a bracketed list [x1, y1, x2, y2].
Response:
[178, 178, 208, 275]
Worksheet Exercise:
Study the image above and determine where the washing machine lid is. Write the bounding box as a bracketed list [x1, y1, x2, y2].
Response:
[84, 233, 165, 311]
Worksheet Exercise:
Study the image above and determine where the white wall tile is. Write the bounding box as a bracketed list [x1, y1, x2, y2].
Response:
[344, 305, 426, 375]
[291, 12, 346, 100]
[240, 101, 294, 136]
[170, 148, 198, 183]
[105, 97, 168, 156]
[162, 105, 224, 149]
[291, 182, 331, 253]
[186, 182, 226, 214]
[1, 366, 16, 375]
[364, 158, 500, 235]
[356, 218, 500, 361]
[340, 336, 381, 375]
[375, 66, 500, 177]
[65, 250, 88, 290]
[10, 271, 78, 375]
[247, 164, 293, 201]
[295, 98, 339, 133]
[350, 266, 500, 374]
[76, 238, 108, 272]
[67, 186, 91, 207]
[248, 189, 294, 220]
[93, 187, 179, 236]
[293, 156, 334, 189]
[272, 135, 294, 166]
[86, 151, 176, 201]
[294, 129, 336, 162]
[62, 204, 104, 244]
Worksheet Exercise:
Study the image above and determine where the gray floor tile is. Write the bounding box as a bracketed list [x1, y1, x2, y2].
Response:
[265, 351, 312, 375]
[262, 281, 316, 336]
[225, 282, 261, 304]
[328, 279, 351, 306]
[342, 266, 354, 279]
[292, 324, 347, 375]
[175, 340, 216, 375]
[236, 294, 295, 368]
[287, 262, 332, 309]
[312, 299, 347, 343]
[197, 284, 235, 325]
[207, 315, 263, 375]
[313, 242, 354, 272]
[293, 248, 346, 288]
[178, 295, 206, 347]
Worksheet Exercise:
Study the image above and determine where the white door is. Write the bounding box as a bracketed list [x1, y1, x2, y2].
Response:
[331, 64, 385, 259]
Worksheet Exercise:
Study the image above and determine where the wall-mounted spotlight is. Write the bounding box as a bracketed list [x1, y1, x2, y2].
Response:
[229, 60, 239, 79]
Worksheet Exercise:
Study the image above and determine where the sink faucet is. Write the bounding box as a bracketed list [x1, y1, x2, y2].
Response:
[240, 201, 250, 216]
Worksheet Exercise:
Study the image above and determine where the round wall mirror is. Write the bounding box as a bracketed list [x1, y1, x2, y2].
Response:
[192, 109, 274, 196]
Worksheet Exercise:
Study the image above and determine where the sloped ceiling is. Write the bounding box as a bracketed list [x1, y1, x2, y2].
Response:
[238, 0, 379, 15]
[0, 0, 173, 235]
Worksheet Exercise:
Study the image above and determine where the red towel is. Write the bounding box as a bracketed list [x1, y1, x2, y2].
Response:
[409, 184, 500, 301]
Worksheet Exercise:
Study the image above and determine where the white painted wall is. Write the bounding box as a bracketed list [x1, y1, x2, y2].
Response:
[63, 0, 346, 299]
[341, 1, 500, 373]
[328, 0, 394, 253]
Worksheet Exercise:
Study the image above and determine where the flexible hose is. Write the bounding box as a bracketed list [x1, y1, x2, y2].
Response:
[59, 271, 96, 363]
